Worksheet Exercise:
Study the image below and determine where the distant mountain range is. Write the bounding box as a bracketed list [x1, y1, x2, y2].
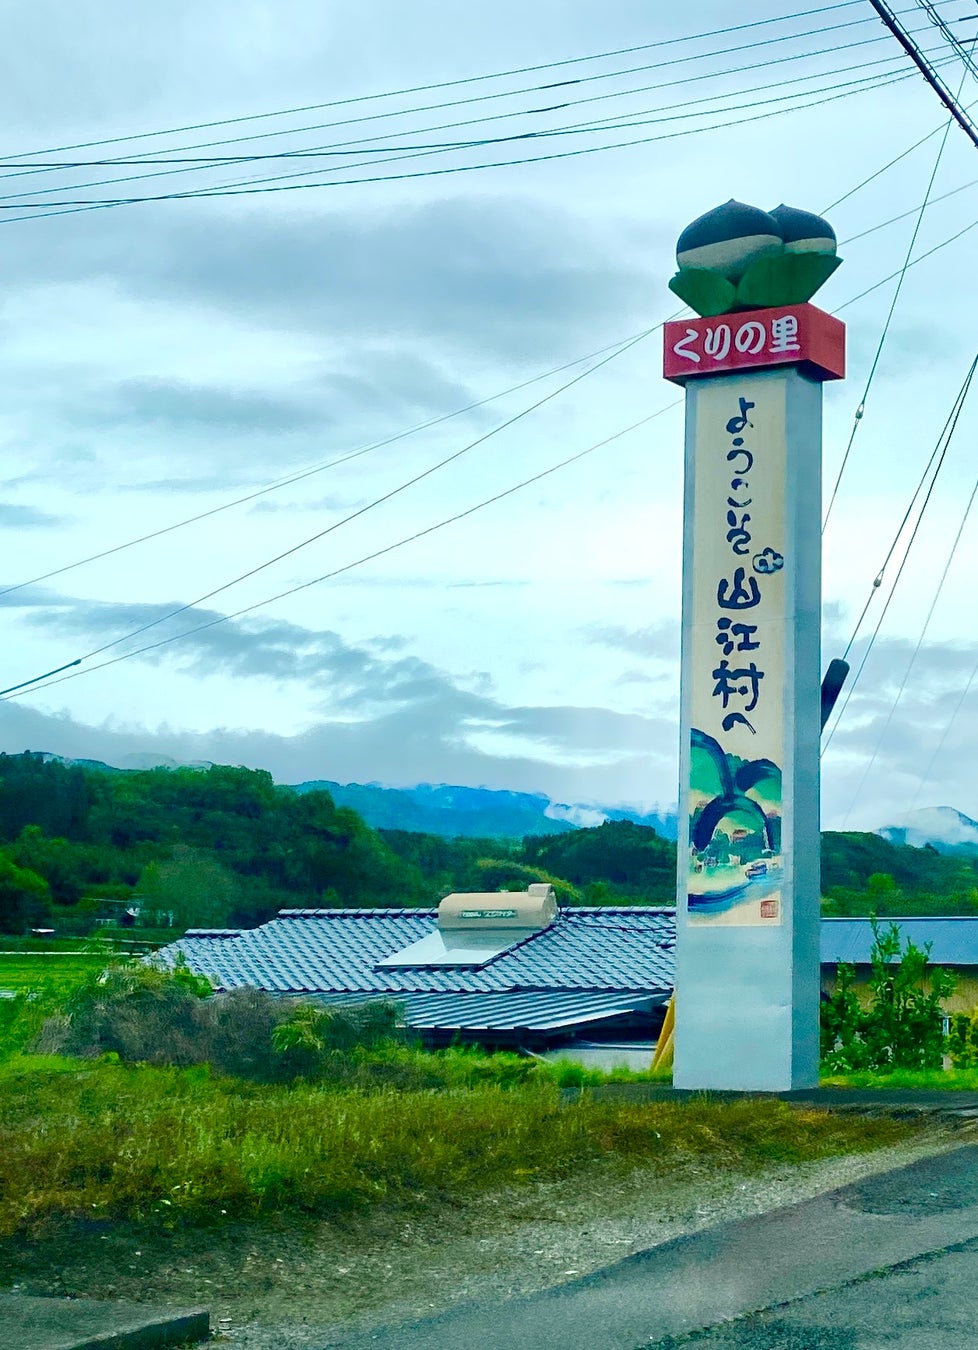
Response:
[879, 806, 978, 856]
[28, 752, 679, 840]
[26, 750, 978, 853]
[293, 779, 680, 840]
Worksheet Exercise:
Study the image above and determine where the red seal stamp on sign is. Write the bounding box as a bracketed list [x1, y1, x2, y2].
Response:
[759, 899, 779, 920]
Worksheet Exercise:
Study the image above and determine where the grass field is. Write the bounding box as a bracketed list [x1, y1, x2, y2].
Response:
[0, 954, 118, 993]
[0, 1055, 915, 1239]
[823, 1067, 978, 1090]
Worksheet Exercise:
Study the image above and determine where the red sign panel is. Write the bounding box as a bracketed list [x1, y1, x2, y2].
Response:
[663, 302, 845, 386]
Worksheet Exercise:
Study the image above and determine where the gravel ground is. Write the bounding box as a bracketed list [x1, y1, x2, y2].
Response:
[1, 1129, 963, 1349]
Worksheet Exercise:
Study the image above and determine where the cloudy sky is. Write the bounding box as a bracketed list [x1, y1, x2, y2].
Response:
[2, 0, 978, 829]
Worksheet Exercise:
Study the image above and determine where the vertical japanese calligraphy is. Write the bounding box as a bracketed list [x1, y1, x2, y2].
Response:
[687, 375, 786, 926]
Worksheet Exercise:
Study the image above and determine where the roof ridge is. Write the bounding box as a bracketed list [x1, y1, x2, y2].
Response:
[822, 915, 978, 922]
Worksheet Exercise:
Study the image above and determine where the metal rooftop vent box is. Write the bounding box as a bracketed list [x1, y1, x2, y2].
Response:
[376, 884, 558, 969]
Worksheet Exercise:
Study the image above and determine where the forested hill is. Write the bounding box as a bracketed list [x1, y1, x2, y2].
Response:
[0, 752, 976, 934]
[0, 753, 677, 933]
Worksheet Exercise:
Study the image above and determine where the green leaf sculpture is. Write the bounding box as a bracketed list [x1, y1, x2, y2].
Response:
[734, 252, 841, 309]
[668, 267, 737, 318]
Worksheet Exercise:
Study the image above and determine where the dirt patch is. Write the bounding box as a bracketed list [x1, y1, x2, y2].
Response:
[0, 1131, 960, 1348]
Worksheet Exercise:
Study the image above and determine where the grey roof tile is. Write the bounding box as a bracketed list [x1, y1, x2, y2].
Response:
[155, 907, 677, 1001]
[821, 917, 978, 966]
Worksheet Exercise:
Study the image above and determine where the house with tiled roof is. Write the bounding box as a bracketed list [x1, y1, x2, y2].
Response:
[821, 916, 978, 1013]
[155, 884, 675, 1051]
[157, 898, 978, 1055]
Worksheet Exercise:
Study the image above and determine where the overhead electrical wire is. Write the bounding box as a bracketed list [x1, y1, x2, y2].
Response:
[0, 402, 682, 702]
[823, 100, 970, 211]
[835, 355, 977, 667]
[0, 326, 657, 694]
[908, 649, 978, 809]
[840, 169, 978, 243]
[835, 207, 978, 310]
[0, 44, 939, 213]
[0, 3, 906, 168]
[6, 145, 975, 609]
[6, 17, 978, 703]
[821, 33, 977, 533]
[869, 0, 978, 148]
[0, 19, 945, 196]
[5, 107, 976, 691]
[840, 430, 978, 824]
[0, 321, 663, 601]
[0, 58, 958, 224]
[102, 49, 962, 194]
[7, 204, 975, 708]
[821, 354, 978, 755]
[915, 0, 978, 80]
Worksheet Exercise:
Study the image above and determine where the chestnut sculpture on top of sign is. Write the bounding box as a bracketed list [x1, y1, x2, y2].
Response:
[669, 200, 840, 318]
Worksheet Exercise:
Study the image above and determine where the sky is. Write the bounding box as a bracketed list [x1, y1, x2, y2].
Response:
[2, 0, 978, 830]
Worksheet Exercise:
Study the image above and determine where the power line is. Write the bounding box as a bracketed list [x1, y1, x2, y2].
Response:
[1, 328, 656, 693]
[9, 199, 976, 708]
[822, 32, 976, 532]
[0, 403, 681, 703]
[0, 59, 952, 223]
[821, 354, 978, 754]
[908, 649, 978, 809]
[4, 139, 972, 614]
[868, 0, 978, 147]
[839, 378, 978, 821]
[914, 0, 978, 80]
[6, 127, 975, 673]
[840, 355, 977, 665]
[8, 40, 978, 702]
[834, 206, 978, 310]
[822, 101, 967, 211]
[0, 19, 939, 201]
[132, 49, 952, 206]
[0, 3, 883, 167]
[840, 168, 978, 243]
[0, 322, 663, 601]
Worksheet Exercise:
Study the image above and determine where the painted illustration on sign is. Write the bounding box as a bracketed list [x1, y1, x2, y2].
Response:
[686, 376, 786, 926]
[687, 730, 782, 919]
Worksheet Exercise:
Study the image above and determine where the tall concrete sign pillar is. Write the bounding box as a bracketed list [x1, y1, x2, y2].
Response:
[663, 201, 846, 1091]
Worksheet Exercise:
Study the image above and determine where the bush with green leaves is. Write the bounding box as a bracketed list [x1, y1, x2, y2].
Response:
[820, 919, 955, 1073]
[947, 1009, 978, 1069]
[30, 961, 408, 1083]
[270, 998, 405, 1079]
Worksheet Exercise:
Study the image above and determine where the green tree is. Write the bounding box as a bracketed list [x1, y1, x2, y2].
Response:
[0, 853, 52, 933]
[821, 919, 955, 1073]
[523, 820, 675, 902]
[9, 825, 85, 905]
[137, 845, 239, 928]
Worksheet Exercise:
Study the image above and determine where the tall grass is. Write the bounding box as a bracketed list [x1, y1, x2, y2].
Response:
[822, 1067, 978, 1090]
[0, 1058, 911, 1238]
[0, 955, 111, 990]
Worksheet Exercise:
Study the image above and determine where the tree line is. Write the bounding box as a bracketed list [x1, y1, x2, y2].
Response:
[0, 752, 975, 933]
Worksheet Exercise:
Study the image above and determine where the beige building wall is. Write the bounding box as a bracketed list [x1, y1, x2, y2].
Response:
[821, 967, 978, 1015]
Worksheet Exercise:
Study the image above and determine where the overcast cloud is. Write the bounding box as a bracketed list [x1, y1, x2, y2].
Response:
[2, 1, 978, 830]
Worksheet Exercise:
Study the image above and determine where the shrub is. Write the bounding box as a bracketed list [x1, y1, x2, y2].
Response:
[30, 962, 408, 1084]
[821, 919, 954, 1073]
[948, 1009, 978, 1069]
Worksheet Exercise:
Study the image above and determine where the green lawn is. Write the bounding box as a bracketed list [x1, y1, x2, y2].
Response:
[0, 953, 117, 992]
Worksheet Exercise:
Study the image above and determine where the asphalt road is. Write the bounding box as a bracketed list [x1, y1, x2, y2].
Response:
[655, 1236, 978, 1349]
[330, 1144, 978, 1349]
